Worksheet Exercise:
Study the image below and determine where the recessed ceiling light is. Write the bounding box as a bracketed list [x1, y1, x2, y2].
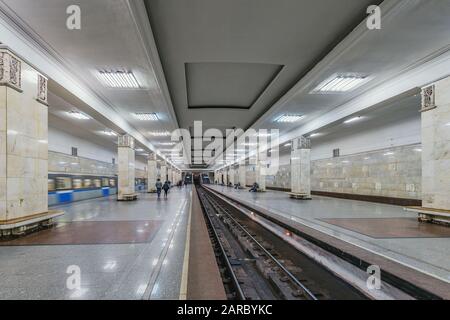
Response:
[68, 111, 90, 120]
[384, 152, 395, 156]
[134, 113, 158, 121]
[413, 148, 422, 152]
[159, 142, 176, 146]
[344, 116, 363, 124]
[135, 148, 144, 152]
[275, 114, 305, 123]
[313, 74, 368, 93]
[102, 130, 117, 137]
[309, 133, 322, 138]
[149, 131, 171, 137]
[98, 70, 140, 89]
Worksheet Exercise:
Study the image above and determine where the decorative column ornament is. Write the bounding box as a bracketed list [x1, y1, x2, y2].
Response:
[36, 74, 48, 105]
[420, 85, 436, 112]
[0, 49, 22, 91]
[118, 135, 135, 149]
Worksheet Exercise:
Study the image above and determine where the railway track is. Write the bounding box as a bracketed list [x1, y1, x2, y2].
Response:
[196, 185, 367, 300]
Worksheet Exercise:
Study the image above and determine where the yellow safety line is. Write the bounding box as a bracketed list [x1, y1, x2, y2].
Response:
[179, 189, 193, 300]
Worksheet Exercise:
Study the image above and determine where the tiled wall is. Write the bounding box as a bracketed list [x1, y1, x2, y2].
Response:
[262, 144, 422, 200]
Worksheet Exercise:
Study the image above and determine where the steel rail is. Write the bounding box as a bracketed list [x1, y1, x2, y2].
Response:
[197, 188, 246, 300]
[203, 188, 319, 301]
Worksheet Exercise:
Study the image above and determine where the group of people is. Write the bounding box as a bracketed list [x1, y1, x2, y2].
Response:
[155, 179, 187, 199]
[214, 180, 260, 192]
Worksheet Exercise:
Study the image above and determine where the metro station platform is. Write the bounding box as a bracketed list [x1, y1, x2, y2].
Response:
[207, 185, 450, 295]
[0, 187, 193, 300]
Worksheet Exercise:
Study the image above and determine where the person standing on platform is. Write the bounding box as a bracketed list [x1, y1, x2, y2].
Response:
[155, 179, 163, 199]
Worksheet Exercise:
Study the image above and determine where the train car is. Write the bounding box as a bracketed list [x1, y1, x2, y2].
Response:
[48, 173, 118, 206]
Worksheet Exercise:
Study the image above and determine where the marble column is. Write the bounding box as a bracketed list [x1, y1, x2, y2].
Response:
[238, 160, 246, 187]
[168, 167, 173, 183]
[160, 165, 167, 182]
[290, 136, 311, 197]
[255, 154, 266, 191]
[1, 48, 54, 229]
[147, 154, 157, 193]
[224, 169, 229, 186]
[117, 135, 136, 200]
[421, 79, 450, 210]
[229, 167, 235, 186]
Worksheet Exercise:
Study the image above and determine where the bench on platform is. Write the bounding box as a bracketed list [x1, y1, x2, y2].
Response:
[118, 193, 138, 201]
[405, 206, 450, 225]
[288, 192, 312, 200]
[0, 210, 64, 237]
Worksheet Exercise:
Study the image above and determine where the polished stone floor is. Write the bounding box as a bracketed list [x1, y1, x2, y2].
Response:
[0, 186, 192, 300]
[209, 185, 450, 283]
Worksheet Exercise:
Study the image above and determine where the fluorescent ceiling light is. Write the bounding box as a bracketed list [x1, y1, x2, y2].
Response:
[134, 113, 158, 121]
[413, 148, 422, 152]
[149, 131, 171, 137]
[344, 116, 362, 124]
[98, 70, 140, 89]
[309, 133, 321, 138]
[275, 114, 305, 123]
[284, 143, 291, 147]
[159, 142, 176, 146]
[384, 152, 395, 156]
[102, 130, 117, 137]
[68, 111, 90, 120]
[135, 148, 144, 152]
[313, 74, 368, 93]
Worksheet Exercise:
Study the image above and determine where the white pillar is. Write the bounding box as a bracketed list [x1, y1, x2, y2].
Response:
[168, 167, 173, 183]
[224, 169, 229, 186]
[421, 81, 450, 210]
[290, 136, 311, 197]
[160, 165, 167, 182]
[229, 167, 235, 186]
[118, 135, 136, 200]
[0, 48, 52, 229]
[147, 154, 157, 193]
[238, 160, 246, 188]
[255, 153, 266, 192]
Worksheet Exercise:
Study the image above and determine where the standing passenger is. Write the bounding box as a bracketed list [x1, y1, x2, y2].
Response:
[155, 179, 163, 199]
[163, 181, 170, 199]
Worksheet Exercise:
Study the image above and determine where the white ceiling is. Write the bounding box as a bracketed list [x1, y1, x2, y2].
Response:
[1, 0, 450, 171]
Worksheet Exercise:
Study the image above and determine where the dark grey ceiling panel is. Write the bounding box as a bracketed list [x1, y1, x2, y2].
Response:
[185, 62, 283, 109]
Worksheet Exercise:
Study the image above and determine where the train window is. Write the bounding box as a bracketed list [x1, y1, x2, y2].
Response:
[102, 178, 109, 187]
[48, 179, 55, 192]
[73, 179, 83, 189]
[109, 179, 116, 187]
[56, 177, 72, 190]
[94, 179, 101, 188]
[83, 179, 92, 188]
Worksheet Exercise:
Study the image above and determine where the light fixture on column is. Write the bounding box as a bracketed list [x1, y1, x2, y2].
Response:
[133, 113, 158, 121]
[275, 114, 305, 123]
[68, 110, 90, 120]
[312, 74, 368, 93]
[98, 70, 140, 89]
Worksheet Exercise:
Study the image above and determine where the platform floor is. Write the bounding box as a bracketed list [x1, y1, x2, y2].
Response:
[0, 187, 192, 300]
[208, 185, 450, 284]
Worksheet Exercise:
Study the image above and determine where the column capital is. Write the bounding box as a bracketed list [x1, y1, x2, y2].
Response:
[420, 85, 437, 112]
[118, 135, 135, 149]
[292, 136, 311, 150]
[0, 49, 22, 92]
